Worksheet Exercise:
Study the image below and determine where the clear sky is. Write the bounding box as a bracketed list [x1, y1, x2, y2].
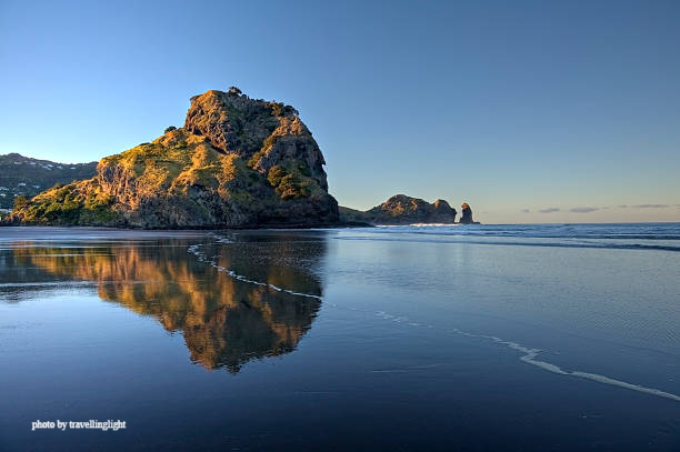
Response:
[1, 0, 679, 223]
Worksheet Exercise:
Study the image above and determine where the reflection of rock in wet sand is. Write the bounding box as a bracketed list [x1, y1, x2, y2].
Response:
[183, 289, 318, 372]
[6, 236, 325, 373]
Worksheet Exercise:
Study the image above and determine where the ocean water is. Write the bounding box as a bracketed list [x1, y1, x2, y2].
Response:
[0, 223, 679, 451]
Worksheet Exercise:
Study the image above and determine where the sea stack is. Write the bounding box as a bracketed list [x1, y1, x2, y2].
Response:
[459, 202, 474, 224]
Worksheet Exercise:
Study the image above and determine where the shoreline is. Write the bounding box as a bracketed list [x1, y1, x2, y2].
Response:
[3, 220, 680, 232]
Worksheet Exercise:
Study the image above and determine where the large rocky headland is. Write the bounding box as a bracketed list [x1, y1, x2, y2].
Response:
[6, 88, 339, 228]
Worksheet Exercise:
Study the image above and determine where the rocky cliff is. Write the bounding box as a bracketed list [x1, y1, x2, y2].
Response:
[340, 194, 457, 225]
[7, 88, 339, 228]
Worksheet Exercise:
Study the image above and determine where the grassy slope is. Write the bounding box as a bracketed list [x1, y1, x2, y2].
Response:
[10, 128, 326, 226]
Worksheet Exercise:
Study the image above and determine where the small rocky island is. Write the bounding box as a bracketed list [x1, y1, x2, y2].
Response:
[6, 87, 339, 228]
[340, 195, 478, 225]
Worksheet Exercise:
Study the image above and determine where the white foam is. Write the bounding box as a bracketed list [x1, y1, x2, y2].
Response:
[378, 323, 680, 403]
[570, 371, 680, 403]
[449, 329, 680, 403]
[187, 243, 322, 301]
[405, 223, 462, 228]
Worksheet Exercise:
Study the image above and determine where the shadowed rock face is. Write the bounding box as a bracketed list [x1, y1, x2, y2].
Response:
[432, 199, 457, 223]
[460, 203, 474, 224]
[7, 89, 339, 229]
[340, 194, 457, 225]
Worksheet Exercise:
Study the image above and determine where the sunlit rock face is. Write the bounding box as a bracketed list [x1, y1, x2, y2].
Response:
[5, 235, 326, 373]
[339, 194, 457, 224]
[185, 90, 329, 191]
[7, 88, 339, 228]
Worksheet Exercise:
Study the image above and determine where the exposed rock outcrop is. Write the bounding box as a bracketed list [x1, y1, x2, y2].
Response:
[459, 202, 477, 224]
[340, 194, 457, 225]
[6, 89, 339, 228]
[432, 199, 457, 223]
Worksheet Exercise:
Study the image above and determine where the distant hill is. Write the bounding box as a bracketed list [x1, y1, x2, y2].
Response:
[0, 153, 97, 209]
[338, 206, 373, 223]
[340, 194, 458, 225]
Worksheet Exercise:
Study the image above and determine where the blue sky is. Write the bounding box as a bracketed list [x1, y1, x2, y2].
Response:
[1, 0, 678, 222]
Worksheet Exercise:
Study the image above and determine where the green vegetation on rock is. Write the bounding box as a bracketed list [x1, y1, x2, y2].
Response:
[267, 162, 318, 200]
[12, 180, 120, 226]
